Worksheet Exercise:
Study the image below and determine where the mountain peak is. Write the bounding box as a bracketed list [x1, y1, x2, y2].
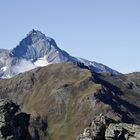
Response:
[27, 29, 41, 35]
[0, 29, 120, 79]
[10, 29, 62, 61]
[26, 29, 45, 39]
[26, 29, 55, 44]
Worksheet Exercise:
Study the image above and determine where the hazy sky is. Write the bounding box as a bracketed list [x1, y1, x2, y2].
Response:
[0, 0, 140, 73]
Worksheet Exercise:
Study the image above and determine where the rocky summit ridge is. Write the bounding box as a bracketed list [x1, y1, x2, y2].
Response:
[0, 29, 119, 78]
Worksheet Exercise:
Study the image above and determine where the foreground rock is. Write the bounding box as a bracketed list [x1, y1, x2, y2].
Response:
[0, 99, 31, 140]
[106, 123, 140, 140]
[76, 114, 140, 140]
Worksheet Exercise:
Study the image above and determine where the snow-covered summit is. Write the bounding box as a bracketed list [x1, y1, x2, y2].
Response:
[10, 29, 72, 63]
[0, 29, 120, 78]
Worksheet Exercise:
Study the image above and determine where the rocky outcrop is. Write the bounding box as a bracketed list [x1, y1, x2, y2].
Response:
[0, 99, 31, 140]
[76, 114, 140, 140]
[76, 114, 109, 140]
[105, 123, 140, 140]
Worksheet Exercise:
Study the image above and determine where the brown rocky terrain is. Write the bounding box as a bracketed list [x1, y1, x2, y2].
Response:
[0, 62, 139, 139]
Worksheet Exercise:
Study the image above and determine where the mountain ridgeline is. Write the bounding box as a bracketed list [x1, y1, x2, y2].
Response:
[0, 29, 119, 78]
[0, 63, 139, 140]
[0, 30, 139, 140]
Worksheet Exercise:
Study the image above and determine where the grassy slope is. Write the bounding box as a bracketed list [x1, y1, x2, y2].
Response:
[0, 63, 140, 139]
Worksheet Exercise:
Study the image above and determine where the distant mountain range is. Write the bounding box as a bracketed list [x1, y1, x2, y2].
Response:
[0, 29, 119, 78]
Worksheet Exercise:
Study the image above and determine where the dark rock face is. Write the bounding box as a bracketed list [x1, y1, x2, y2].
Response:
[0, 99, 31, 140]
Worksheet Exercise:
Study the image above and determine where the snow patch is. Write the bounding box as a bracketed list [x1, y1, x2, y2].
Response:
[0, 66, 8, 72]
[34, 56, 51, 67]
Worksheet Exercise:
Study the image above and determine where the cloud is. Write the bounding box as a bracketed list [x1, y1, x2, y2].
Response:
[12, 59, 37, 74]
